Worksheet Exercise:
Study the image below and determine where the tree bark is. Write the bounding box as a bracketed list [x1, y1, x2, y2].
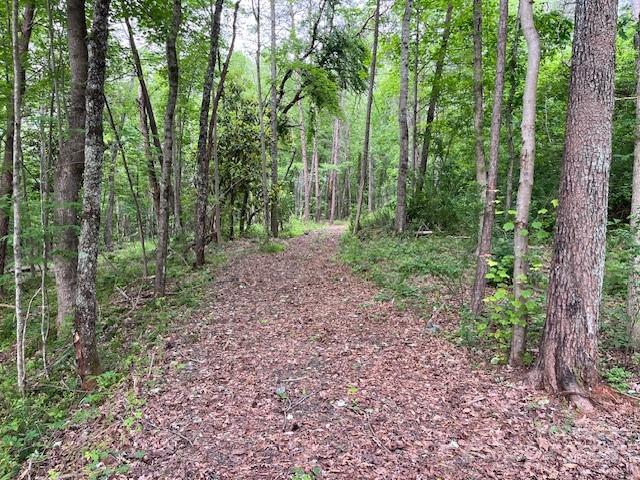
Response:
[415, 3, 453, 196]
[154, 0, 181, 297]
[0, 2, 33, 283]
[473, 0, 486, 237]
[74, 0, 111, 390]
[394, 0, 413, 234]
[353, 0, 380, 235]
[329, 117, 340, 224]
[269, 0, 279, 236]
[628, 0, 640, 350]
[137, 86, 160, 217]
[531, 0, 617, 410]
[509, 0, 540, 367]
[470, 0, 508, 315]
[411, 11, 420, 173]
[53, 0, 88, 331]
[194, 0, 224, 266]
[299, 99, 311, 221]
[313, 128, 321, 222]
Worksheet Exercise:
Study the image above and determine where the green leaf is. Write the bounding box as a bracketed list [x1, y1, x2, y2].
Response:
[503, 222, 515, 231]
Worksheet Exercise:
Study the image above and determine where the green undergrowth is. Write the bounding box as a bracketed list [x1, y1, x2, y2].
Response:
[0, 239, 225, 479]
[339, 232, 472, 313]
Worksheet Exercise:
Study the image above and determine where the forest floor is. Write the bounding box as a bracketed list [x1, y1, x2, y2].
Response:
[38, 226, 640, 480]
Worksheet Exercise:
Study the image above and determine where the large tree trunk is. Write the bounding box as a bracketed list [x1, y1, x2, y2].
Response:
[194, 0, 224, 266]
[470, 0, 508, 315]
[154, 0, 181, 297]
[353, 0, 380, 235]
[473, 0, 486, 238]
[531, 0, 617, 410]
[269, 0, 279, 237]
[53, 0, 88, 331]
[0, 2, 34, 283]
[509, 0, 540, 367]
[394, 0, 413, 234]
[74, 0, 111, 390]
[628, 1, 640, 350]
[415, 3, 453, 196]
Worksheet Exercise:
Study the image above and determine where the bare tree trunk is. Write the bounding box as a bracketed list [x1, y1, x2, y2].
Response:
[154, 0, 181, 297]
[53, 0, 88, 331]
[137, 86, 160, 217]
[628, 1, 640, 350]
[411, 11, 420, 173]
[469, 0, 508, 315]
[531, 0, 617, 410]
[173, 106, 184, 234]
[0, 2, 33, 283]
[194, 0, 224, 266]
[253, 0, 270, 234]
[103, 142, 118, 251]
[269, 0, 279, 236]
[40, 107, 51, 378]
[509, 0, 540, 367]
[353, 0, 380, 235]
[503, 23, 521, 216]
[74, 0, 111, 390]
[104, 99, 149, 275]
[415, 3, 453, 196]
[473, 0, 486, 238]
[329, 117, 340, 224]
[395, 0, 413, 234]
[299, 99, 311, 221]
[313, 128, 321, 222]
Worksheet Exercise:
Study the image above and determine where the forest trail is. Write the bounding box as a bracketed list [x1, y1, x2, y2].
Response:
[47, 227, 638, 479]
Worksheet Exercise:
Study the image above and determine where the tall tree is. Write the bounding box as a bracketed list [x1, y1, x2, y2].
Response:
[531, 0, 617, 410]
[472, 0, 486, 235]
[269, 0, 279, 237]
[194, 0, 224, 267]
[299, 99, 311, 220]
[394, 0, 413, 234]
[0, 1, 34, 283]
[509, 0, 540, 366]
[353, 0, 380, 235]
[329, 117, 340, 223]
[155, 0, 182, 296]
[470, 0, 508, 315]
[74, 0, 111, 389]
[53, 0, 89, 330]
[415, 2, 453, 196]
[628, 0, 640, 349]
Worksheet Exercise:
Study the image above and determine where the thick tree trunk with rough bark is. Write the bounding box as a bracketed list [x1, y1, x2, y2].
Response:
[194, 0, 224, 266]
[470, 0, 508, 315]
[74, 0, 111, 390]
[154, 0, 181, 296]
[473, 0, 486, 236]
[353, 0, 380, 235]
[509, 0, 540, 366]
[53, 0, 88, 331]
[628, 1, 640, 350]
[395, 0, 413, 234]
[415, 3, 453, 196]
[0, 2, 33, 282]
[531, 0, 617, 410]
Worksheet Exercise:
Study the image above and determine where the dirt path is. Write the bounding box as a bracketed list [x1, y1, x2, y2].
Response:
[46, 227, 639, 479]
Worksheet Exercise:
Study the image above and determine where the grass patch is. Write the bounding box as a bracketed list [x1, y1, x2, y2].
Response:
[260, 241, 286, 254]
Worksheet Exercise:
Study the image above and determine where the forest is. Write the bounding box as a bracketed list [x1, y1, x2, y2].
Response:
[1, 0, 640, 478]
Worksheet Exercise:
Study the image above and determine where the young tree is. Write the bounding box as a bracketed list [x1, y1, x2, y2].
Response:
[394, 0, 413, 234]
[509, 0, 540, 366]
[628, 0, 640, 349]
[353, 0, 380, 235]
[74, 0, 111, 389]
[299, 99, 311, 220]
[155, 0, 182, 296]
[269, 0, 279, 237]
[329, 117, 340, 223]
[473, 0, 486, 233]
[470, 0, 508, 315]
[531, 0, 617, 410]
[415, 2, 453, 196]
[53, 0, 88, 330]
[194, 0, 224, 266]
